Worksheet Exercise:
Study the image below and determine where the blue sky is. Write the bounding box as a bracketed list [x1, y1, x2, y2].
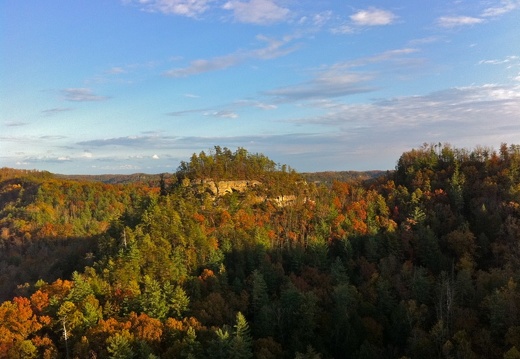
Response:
[1, 0, 520, 174]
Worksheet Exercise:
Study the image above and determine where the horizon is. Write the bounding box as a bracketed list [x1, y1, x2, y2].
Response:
[2, 1, 520, 175]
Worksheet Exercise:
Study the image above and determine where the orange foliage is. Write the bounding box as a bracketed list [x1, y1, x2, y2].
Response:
[347, 200, 368, 235]
[40, 279, 73, 301]
[193, 213, 205, 224]
[30, 290, 49, 313]
[199, 268, 215, 281]
[31, 335, 57, 359]
[0, 297, 44, 355]
[164, 317, 204, 333]
[129, 312, 163, 342]
[235, 209, 256, 230]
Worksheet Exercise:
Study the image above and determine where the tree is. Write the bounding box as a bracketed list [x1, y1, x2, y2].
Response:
[106, 330, 134, 359]
[138, 276, 169, 320]
[230, 312, 253, 359]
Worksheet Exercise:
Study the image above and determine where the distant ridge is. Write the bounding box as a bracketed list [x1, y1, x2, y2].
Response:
[56, 172, 175, 185]
[57, 171, 389, 185]
[301, 170, 390, 185]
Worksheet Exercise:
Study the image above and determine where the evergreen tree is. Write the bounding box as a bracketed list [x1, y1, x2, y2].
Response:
[230, 312, 253, 359]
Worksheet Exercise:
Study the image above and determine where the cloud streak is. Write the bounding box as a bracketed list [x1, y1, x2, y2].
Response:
[164, 34, 298, 77]
[62, 88, 109, 102]
[41, 108, 72, 116]
[481, 0, 520, 17]
[436, 1, 520, 28]
[264, 48, 419, 102]
[437, 16, 483, 28]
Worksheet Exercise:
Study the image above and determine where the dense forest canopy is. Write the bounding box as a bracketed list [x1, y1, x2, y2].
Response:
[1, 144, 520, 358]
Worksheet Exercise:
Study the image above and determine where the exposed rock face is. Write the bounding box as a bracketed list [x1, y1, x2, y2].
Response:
[272, 194, 297, 206]
[191, 179, 261, 196]
[190, 179, 300, 207]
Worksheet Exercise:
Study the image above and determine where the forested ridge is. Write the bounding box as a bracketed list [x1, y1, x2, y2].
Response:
[1, 144, 520, 358]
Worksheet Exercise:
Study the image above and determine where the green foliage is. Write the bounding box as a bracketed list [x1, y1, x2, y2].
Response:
[106, 331, 135, 359]
[177, 146, 277, 181]
[230, 312, 253, 359]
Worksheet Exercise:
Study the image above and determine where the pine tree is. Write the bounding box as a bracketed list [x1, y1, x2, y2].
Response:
[230, 312, 253, 359]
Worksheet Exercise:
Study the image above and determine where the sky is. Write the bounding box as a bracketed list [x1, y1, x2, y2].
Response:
[1, 0, 520, 174]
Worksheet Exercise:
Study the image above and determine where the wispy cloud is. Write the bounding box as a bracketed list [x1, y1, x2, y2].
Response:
[437, 16, 484, 28]
[126, 0, 213, 17]
[77, 135, 176, 148]
[479, 55, 519, 66]
[296, 84, 520, 134]
[167, 108, 211, 116]
[436, 1, 520, 28]
[481, 0, 520, 17]
[41, 107, 72, 116]
[164, 34, 298, 77]
[165, 54, 242, 77]
[234, 99, 277, 110]
[166, 99, 276, 118]
[265, 48, 419, 102]
[209, 110, 239, 118]
[222, 0, 290, 25]
[408, 36, 441, 46]
[62, 88, 109, 102]
[297, 11, 333, 29]
[4, 121, 28, 127]
[265, 71, 375, 102]
[105, 66, 127, 74]
[350, 7, 397, 26]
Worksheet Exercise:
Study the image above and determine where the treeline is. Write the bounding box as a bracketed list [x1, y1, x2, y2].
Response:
[1, 144, 520, 358]
[176, 146, 282, 181]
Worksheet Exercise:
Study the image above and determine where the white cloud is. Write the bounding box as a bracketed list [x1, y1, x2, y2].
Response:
[62, 88, 109, 102]
[81, 151, 93, 158]
[208, 110, 239, 118]
[295, 84, 520, 136]
[152, 154, 160, 159]
[435, 1, 519, 29]
[350, 7, 397, 26]
[479, 55, 520, 66]
[437, 16, 484, 28]
[235, 99, 277, 110]
[481, 0, 520, 17]
[129, 0, 213, 17]
[222, 0, 290, 25]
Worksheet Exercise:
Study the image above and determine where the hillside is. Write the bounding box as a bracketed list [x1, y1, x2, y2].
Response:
[1, 144, 520, 358]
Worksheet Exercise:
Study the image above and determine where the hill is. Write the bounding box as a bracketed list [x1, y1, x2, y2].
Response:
[1, 144, 520, 358]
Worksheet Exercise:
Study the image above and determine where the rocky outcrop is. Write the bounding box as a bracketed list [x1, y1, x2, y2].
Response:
[190, 179, 261, 196]
[188, 179, 302, 207]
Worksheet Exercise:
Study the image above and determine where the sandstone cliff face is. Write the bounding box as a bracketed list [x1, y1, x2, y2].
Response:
[190, 179, 261, 196]
[189, 179, 301, 206]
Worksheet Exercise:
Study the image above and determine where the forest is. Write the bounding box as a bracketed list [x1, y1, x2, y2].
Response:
[1, 143, 520, 359]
